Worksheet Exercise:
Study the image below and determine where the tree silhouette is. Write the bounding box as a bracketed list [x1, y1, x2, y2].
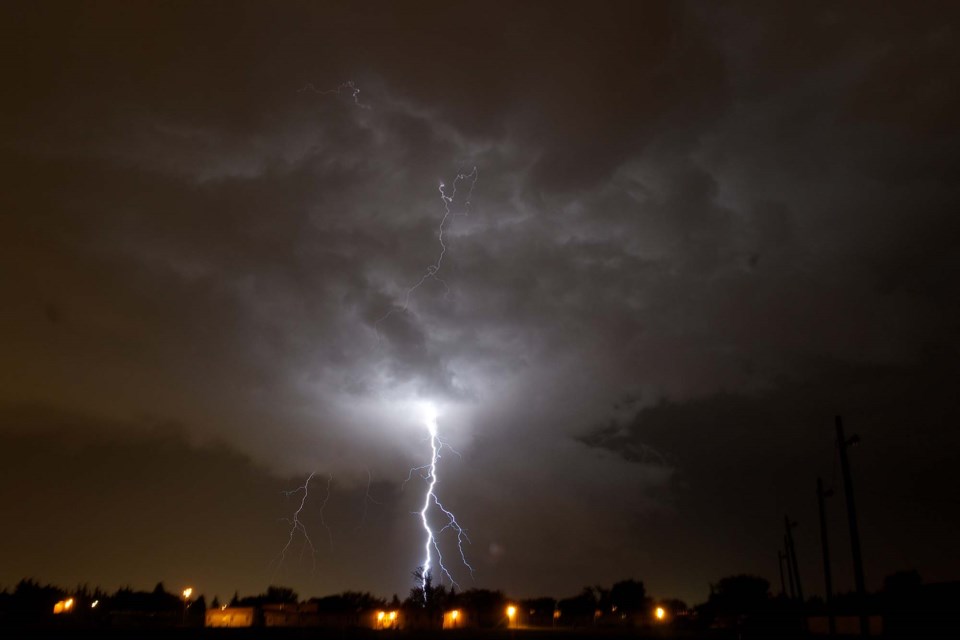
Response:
[406, 568, 448, 610]
[610, 579, 648, 614]
[558, 587, 598, 624]
[265, 586, 298, 603]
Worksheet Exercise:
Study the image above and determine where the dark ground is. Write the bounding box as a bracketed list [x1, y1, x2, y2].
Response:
[0, 627, 878, 640]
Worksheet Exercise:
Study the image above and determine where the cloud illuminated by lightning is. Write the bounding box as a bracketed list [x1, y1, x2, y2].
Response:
[291, 81, 477, 597]
[375, 168, 478, 598]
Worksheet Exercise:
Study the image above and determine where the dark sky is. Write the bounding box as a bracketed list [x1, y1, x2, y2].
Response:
[2, 1, 960, 606]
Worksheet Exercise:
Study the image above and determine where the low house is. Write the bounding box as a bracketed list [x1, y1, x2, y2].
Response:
[205, 607, 257, 628]
[443, 609, 468, 629]
[263, 602, 321, 627]
[365, 608, 400, 629]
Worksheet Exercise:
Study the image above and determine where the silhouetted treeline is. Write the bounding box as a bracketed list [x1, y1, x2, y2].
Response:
[2, 569, 958, 637]
[0, 579, 204, 629]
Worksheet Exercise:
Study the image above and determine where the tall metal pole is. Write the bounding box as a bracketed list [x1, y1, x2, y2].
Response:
[817, 477, 836, 636]
[778, 551, 788, 597]
[784, 516, 804, 605]
[836, 415, 868, 637]
[783, 536, 796, 600]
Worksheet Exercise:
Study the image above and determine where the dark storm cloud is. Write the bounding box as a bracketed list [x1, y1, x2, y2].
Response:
[580, 351, 960, 593]
[0, 405, 417, 599]
[2, 0, 960, 604]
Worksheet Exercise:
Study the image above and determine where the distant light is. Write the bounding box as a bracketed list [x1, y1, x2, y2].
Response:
[221, 604, 227, 611]
[377, 611, 385, 621]
[91, 600, 99, 609]
[54, 598, 75, 614]
[388, 610, 398, 621]
[655, 606, 666, 621]
[507, 605, 517, 618]
[451, 610, 459, 620]
[182, 587, 193, 600]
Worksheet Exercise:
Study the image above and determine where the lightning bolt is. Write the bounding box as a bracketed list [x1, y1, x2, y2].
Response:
[376, 166, 479, 337]
[374, 168, 478, 599]
[409, 404, 474, 598]
[298, 80, 371, 109]
[376, 167, 478, 599]
[295, 81, 477, 598]
[317, 473, 335, 551]
[276, 472, 318, 574]
[356, 467, 383, 530]
[275, 472, 334, 577]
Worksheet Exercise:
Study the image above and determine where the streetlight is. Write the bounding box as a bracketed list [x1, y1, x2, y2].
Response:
[53, 598, 75, 614]
[507, 605, 517, 628]
[182, 587, 193, 625]
[655, 606, 666, 622]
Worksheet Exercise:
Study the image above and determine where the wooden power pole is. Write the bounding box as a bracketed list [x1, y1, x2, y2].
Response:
[783, 536, 796, 600]
[817, 477, 836, 636]
[784, 515, 804, 604]
[836, 415, 868, 637]
[778, 550, 788, 597]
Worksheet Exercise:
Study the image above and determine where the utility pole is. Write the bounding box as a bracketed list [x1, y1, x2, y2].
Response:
[836, 415, 868, 637]
[817, 477, 836, 636]
[778, 550, 788, 597]
[784, 516, 804, 606]
[783, 536, 796, 600]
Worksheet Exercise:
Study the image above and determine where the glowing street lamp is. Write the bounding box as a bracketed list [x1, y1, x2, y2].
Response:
[507, 605, 517, 628]
[182, 587, 193, 625]
[53, 598, 75, 614]
[654, 606, 666, 622]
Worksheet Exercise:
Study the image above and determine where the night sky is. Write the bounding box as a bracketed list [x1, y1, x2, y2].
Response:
[2, 1, 960, 607]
